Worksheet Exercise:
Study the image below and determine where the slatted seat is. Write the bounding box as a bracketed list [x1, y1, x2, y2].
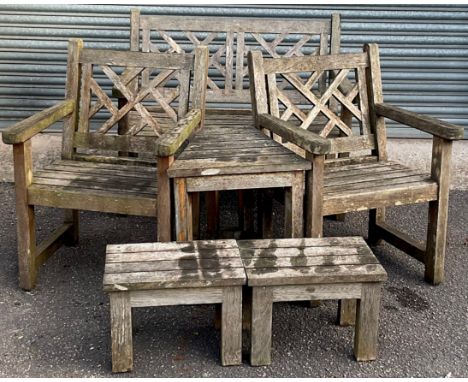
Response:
[29, 159, 157, 216]
[249, 44, 464, 288]
[322, 160, 437, 215]
[238, 237, 387, 366]
[103, 239, 246, 371]
[1, 39, 209, 290]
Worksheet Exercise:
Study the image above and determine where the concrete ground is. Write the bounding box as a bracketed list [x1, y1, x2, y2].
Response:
[0, 181, 467, 377]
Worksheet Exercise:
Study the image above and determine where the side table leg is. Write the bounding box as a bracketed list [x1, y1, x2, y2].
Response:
[338, 299, 357, 326]
[221, 286, 242, 366]
[110, 292, 133, 372]
[251, 286, 273, 366]
[354, 283, 382, 361]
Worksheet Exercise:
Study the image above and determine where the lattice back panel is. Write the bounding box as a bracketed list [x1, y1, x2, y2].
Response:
[265, 53, 372, 141]
[237, 31, 329, 95]
[73, 49, 193, 156]
[138, 15, 334, 104]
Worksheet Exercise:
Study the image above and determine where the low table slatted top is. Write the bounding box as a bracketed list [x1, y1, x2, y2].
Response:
[238, 237, 387, 286]
[103, 239, 246, 292]
[167, 111, 311, 178]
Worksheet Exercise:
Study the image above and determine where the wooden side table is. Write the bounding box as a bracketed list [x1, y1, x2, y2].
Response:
[167, 122, 311, 241]
[238, 237, 388, 366]
[103, 239, 246, 372]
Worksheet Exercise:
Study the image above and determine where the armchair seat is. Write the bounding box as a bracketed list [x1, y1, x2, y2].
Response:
[323, 160, 437, 216]
[29, 159, 157, 216]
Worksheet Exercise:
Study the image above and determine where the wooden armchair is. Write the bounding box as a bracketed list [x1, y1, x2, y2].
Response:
[249, 44, 464, 285]
[2, 39, 208, 290]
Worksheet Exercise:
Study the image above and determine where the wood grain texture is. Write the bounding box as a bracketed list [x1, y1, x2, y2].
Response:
[12, 141, 37, 290]
[338, 299, 357, 326]
[110, 292, 133, 373]
[2, 100, 75, 144]
[221, 286, 243, 366]
[425, 136, 452, 284]
[354, 283, 381, 361]
[157, 156, 174, 242]
[250, 286, 273, 366]
[375, 103, 464, 140]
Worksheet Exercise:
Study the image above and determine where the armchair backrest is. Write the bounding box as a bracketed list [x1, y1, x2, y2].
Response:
[131, 9, 341, 106]
[61, 39, 208, 160]
[249, 44, 388, 159]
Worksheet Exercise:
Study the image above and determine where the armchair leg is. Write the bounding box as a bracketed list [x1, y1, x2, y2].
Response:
[13, 141, 38, 290]
[368, 208, 386, 246]
[425, 136, 452, 285]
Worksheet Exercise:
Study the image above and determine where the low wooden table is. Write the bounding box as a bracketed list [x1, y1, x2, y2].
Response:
[238, 237, 388, 366]
[167, 118, 311, 241]
[103, 239, 246, 372]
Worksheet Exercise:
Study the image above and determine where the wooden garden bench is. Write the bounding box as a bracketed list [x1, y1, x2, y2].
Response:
[238, 237, 387, 366]
[248, 44, 464, 287]
[124, 9, 342, 238]
[103, 239, 246, 371]
[1, 39, 209, 290]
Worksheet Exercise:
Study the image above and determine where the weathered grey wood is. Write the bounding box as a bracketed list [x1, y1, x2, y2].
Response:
[107, 239, 238, 254]
[425, 136, 452, 284]
[364, 43, 387, 161]
[110, 292, 133, 373]
[262, 53, 368, 75]
[272, 283, 361, 302]
[174, 178, 191, 241]
[238, 236, 366, 248]
[354, 283, 381, 361]
[323, 180, 438, 216]
[129, 287, 223, 307]
[186, 173, 294, 192]
[157, 155, 173, 242]
[28, 184, 157, 217]
[2, 100, 75, 145]
[221, 286, 243, 366]
[285, 171, 305, 238]
[376, 103, 464, 141]
[371, 221, 426, 262]
[12, 141, 37, 290]
[248, 50, 268, 126]
[191, 46, 209, 124]
[257, 114, 330, 155]
[250, 286, 273, 366]
[80, 48, 194, 69]
[62, 38, 82, 159]
[338, 299, 357, 326]
[306, 154, 325, 237]
[130, 8, 140, 51]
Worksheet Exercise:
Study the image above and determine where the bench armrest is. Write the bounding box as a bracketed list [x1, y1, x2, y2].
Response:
[257, 114, 330, 155]
[156, 109, 202, 156]
[2, 100, 75, 144]
[375, 103, 464, 141]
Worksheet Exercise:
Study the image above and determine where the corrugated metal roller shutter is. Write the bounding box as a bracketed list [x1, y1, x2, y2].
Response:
[0, 4, 466, 138]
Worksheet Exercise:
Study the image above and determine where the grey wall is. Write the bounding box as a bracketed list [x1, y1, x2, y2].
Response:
[0, 4, 467, 138]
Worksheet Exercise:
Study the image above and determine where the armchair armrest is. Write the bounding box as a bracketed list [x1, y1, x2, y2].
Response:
[375, 103, 464, 140]
[257, 114, 330, 155]
[2, 99, 75, 144]
[156, 109, 202, 156]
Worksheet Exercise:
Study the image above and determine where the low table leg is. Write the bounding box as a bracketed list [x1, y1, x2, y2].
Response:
[110, 292, 133, 372]
[354, 283, 381, 361]
[251, 286, 273, 366]
[221, 286, 243, 366]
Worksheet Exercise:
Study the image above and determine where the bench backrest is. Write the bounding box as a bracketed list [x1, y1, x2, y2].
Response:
[61, 39, 208, 160]
[249, 44, 388, 158]
[131, 10, 341, 106]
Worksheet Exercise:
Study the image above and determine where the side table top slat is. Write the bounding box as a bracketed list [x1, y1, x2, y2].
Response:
[104, 239, 245, 292]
